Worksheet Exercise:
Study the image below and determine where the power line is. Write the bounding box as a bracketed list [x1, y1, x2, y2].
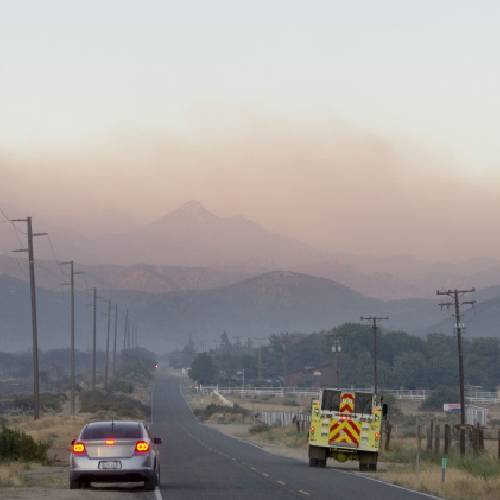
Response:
[46, 234, 69, 281]
[0, 206, 29, 279]
[360, 316, 389, 396]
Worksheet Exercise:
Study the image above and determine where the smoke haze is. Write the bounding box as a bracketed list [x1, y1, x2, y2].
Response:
[1, 116, 499, 261]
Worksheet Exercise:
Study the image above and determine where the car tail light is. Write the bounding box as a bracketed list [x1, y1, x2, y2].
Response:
[105, 439, 116, 445]
[135, 441, 150, 453]
[72, 442, 86, 455]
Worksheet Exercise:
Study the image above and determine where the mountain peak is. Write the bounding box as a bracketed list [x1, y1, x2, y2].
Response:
[174, 200, 213, 217]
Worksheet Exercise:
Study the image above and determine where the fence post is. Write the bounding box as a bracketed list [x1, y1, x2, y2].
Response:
[472, 427, 479, 456]
[434, 424, 440, 454]
[426, 421, 433, 451]
[460, 428, 466, 457]
[385, 422, 392, 451]
[497, 429, 500, 462]
[444, 424, 451, 455]
[479, 429, 484, 452]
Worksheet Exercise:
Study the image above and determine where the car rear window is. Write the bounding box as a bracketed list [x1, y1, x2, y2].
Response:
[81, 422, 142, 439]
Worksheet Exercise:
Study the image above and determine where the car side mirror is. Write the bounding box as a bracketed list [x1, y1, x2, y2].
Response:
[153, 437, 162, 445]
[71, 438, 76, 445]
[382, 403, 388, 418]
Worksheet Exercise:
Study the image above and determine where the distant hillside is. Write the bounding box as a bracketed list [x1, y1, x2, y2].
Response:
[3, 271, 496, 354]
[5, 202, 500, 300]
[0, 254, 250, 293]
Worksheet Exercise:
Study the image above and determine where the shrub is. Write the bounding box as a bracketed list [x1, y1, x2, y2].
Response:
[1, 393, 66, 414]
[421, 385, 458, 411]
[194, 404, 248, 421]
[108, 378, 134, 394]
[0, 426, 49, 463]
[80, 390, 148, 419]
[249, 423, 271, 434]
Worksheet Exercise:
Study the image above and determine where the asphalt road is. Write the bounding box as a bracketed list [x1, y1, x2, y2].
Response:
[151, 375, 433, 500]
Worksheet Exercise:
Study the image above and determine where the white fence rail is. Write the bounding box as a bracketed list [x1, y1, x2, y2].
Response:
[258, 410, 310, 427]
[195, 385, 430, 401]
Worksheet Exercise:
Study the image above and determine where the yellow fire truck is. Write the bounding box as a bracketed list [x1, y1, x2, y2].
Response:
[308, 389, 387, 470]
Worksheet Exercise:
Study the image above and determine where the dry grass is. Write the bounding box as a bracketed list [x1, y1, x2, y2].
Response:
[248, 423, 308, 449]
[378, 434, 500, 499]
[7, 414, 90, 464]
[382, 463, 500, 500]
[0, 462, 29, 487]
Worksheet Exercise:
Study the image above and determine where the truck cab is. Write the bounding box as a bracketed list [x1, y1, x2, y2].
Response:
[308, 389, 387, 470]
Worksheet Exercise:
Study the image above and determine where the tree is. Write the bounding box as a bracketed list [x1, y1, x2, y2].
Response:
[219, 331, 232, 355]
[421, 385, 458, 411]
[190, 353, 217, 385]
[181, 336, 197, 366]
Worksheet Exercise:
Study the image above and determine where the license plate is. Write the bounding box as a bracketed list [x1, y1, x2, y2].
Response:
[99, 461, 122, 470]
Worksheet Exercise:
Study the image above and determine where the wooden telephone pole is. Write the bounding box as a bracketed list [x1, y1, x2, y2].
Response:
[436, 288, 476, 456]
[360, 316, 389, 396]
[60, 260, 84, 416]
[12, 216, 47, 419]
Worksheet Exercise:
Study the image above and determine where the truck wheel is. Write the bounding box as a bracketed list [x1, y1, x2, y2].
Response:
[318, 458, 327, 468]
[369, 462, 377, 471]
[309, 457, 319, 467]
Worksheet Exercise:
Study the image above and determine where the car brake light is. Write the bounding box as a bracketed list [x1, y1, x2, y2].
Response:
[105, 439, 116, 445]
[135, 441, 149, 453]
[72, 442, 86, 454]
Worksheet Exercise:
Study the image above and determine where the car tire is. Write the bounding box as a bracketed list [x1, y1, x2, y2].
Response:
[144, 474, 156, 490]
[80, 480, 91, 489]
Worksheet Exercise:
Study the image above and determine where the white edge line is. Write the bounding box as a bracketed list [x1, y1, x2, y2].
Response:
[154, 486, 163, 500]
[179, 383, 437, 499]
[336, 469, 443, 500]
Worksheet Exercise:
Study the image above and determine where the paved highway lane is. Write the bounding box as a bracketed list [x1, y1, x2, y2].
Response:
[151, 375, 434, 500]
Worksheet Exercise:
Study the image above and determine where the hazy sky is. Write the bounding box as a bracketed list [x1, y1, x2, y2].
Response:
[1, 1, 500, 260]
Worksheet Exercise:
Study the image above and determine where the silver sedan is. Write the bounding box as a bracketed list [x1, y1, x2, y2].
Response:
[70, 421, 161, 490]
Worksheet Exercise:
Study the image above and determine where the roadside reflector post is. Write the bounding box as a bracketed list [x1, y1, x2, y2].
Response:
[441, 456, 447, 483]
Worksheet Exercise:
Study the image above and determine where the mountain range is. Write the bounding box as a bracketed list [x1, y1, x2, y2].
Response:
[3, 201, 500, 300]
[2, 270, 497, 354]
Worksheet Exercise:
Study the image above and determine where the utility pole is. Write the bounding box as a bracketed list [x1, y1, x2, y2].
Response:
[12, 216, 47, 420]
[436, 288, 476, 456]
[113, 304, 118, 376]
[92, 288, 97, 391]
[60, 260, 84, 416]
[360, 316, 389, 396]
[104, 299, 111, 391]
[123, 309, 129, 352]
